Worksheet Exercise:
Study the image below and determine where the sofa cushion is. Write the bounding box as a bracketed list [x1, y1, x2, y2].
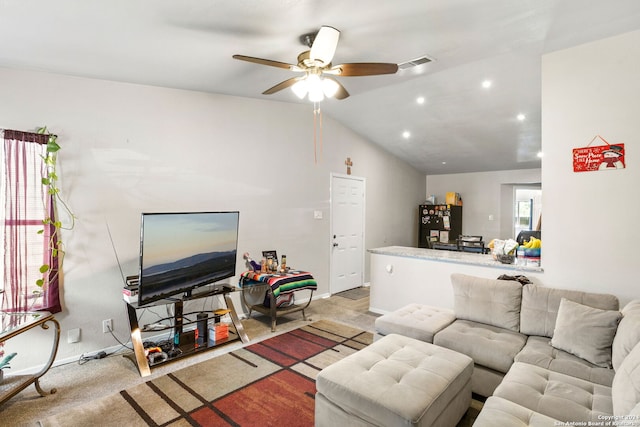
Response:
[550, 298, 621, 368]
[434, 319, 527, 373]
[451, 273, 522, 331]
[493, 362, 613, 423]
[612, 341, 640, 417]
[515, 336, 615, 386]
[520, 284, 619, 338]
[374, 303, 455, 343]
[473, 396, 560, 427]
[612, 300, 640, 371]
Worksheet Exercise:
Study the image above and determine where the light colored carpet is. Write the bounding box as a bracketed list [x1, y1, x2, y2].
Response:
[1, 293, 375, 426]
[37, 320, 373, 427]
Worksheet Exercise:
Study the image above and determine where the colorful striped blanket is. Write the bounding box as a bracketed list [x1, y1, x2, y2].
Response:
[239, 270, 317, 307]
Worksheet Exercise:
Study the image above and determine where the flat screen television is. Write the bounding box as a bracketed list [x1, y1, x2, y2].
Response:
[137, 211, 239, 306]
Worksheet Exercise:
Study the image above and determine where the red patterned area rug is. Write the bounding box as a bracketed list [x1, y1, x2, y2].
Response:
[38, 320, 372, 427]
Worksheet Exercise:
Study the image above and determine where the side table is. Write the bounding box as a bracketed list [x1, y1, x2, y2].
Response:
[0, 311, 60, 405]
[239, 270, 317, 332]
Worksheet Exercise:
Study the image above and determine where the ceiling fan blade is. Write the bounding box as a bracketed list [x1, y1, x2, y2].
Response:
[329, 62, 398, 76]
[233, 54, 298, 71]
[262, 77, 301, 95]
[310, 26, 340, 65]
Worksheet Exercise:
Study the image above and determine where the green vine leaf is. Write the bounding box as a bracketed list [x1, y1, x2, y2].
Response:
[39, 264, 50, 273]
[47, 141, 61, 153]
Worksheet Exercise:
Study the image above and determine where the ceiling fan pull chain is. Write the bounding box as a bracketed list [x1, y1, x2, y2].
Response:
[313, 103, 318, 164]
[313, 102, 323, 165]
[319, 104, 323, 162]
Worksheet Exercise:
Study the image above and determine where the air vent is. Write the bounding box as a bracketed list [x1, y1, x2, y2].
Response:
[398, 55, 434, 70]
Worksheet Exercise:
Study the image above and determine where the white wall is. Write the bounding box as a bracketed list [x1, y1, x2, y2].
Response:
[426, 169, 541, 240]
[0, 67, 425, 370]
[541, 30, 640, 305]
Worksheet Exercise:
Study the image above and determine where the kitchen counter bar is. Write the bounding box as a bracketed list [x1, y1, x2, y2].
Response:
[369, 246, 543, 272]
[368, 246, 543, 314]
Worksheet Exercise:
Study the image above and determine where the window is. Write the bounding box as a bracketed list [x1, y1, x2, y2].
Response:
[1, 129, 60, 313]
[513, 186, 542, 238]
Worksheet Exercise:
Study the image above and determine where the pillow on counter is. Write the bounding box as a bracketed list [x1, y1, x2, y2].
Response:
[551, 298, 621, 368]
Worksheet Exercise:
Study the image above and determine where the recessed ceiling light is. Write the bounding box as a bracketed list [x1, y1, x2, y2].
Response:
[402, 131, 411, 139]
[416, 96, 425, 104]
[442, 161, 447, 165]
[482, 80, 492, 89]
[517, 113, 526, 121]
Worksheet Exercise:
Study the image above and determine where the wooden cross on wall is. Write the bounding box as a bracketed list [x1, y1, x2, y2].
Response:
[345, 157, 353, 175]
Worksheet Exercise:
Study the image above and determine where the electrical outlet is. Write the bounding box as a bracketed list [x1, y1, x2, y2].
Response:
[68, 328, 81, 343]
[102, 319, 113, 333]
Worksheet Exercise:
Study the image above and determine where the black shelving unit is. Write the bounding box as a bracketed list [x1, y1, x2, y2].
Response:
[418, 204, 463, 248]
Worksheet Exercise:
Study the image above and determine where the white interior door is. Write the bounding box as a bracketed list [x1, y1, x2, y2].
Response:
[330, 174, 365, 294]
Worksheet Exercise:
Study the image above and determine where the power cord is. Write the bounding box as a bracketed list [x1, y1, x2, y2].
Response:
[78, 351, 107, 365]
[77, 324, 135, 365]
[107, 324, 133, 351]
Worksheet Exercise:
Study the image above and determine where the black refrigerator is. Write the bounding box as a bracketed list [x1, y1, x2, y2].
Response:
[418, 204, 463, 248]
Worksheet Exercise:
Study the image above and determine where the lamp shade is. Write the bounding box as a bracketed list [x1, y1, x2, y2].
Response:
[321, 78, 340, 98]
[307, 76, 324, 102]
[291, 79, 308, 99]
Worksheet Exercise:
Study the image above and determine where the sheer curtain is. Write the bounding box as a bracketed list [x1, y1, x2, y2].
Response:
[1, 129, 61, 314]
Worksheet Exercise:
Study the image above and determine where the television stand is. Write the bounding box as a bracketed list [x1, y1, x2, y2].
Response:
[125, 285, 248, 377]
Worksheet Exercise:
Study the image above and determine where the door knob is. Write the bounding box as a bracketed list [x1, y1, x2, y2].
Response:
[333, 243, 339, 247]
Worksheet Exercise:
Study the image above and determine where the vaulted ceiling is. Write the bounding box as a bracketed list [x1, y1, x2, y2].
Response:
[2, 0, 639, 174]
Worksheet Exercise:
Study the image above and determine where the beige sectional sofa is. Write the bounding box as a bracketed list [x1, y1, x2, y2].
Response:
[374, 273, 640, 426]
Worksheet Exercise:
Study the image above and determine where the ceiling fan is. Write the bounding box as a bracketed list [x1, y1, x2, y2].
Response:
[232, 26, 398, 102]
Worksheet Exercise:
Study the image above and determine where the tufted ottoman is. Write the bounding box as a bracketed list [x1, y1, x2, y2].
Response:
[315, 333, 474, 427]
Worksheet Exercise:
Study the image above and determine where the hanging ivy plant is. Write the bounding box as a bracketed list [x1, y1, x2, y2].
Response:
[35, 126, 75, 288]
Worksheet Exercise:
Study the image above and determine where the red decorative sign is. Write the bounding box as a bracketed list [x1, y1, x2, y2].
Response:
[573, 135, 625, 172]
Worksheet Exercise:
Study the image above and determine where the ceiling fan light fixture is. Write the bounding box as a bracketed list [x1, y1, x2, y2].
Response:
[321, 78, 340, 98]
[308, 85, 325, 103]
[291, 79, 308, 99]
[291, 74, 339, 102]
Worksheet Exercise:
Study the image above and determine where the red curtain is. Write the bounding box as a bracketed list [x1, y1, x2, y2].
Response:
[1, 129, 61, 314]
